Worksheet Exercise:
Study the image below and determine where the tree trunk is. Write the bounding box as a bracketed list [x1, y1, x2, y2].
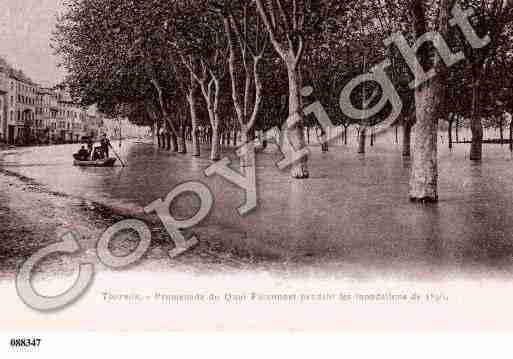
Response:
[455, 118, 459, 142]
[470, 67, 483, 161]
[233, 130, 237, 147]
[187, 83, 201, 157]
[170, 132, 178, 152]
[284, 64, 309, 178]
[164, 132, 170, 150]
[510, 119, 513, 152]
[179, 124, 187, 154]
[403, 120, 412, 157]
[408, 0, 447, 202]
[211, 124, 220, 161]
[395, 125, 399, 144]
[239, 127, 253, 170]
[317, 127, 328, 152]
[448, 119, 453, 149]
[370, 131, 374, 147]
[344, 125, 348, 145]
[191, 126, 200, 156]
[321, 129, 328, 152]
[156, 123, 162, 148]
[199, 77, 221, 161]
[409, 82, 440, 202]
[499, 119, 504, 144]
[358, 127, 366, 154]
[151, 78, 180, 151]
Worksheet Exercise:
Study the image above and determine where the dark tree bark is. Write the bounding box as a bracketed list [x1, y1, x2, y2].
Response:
[186, 74, 201, 157]
[403, 120, 412, 157]
[455, 118, 459, 143]
[470, 65, 483, 160]
[156, 126, 162, 148]
[226, 130, 232, 147]
[358, 128, 366, 154]
[179, 124, 187, 154]
[170, 132, 178, 152]
[321, 134, 328, 152]
[448, 119, 453, 149]
[510, 119, 513, 152]
[410, 81, 440, 201]
[284, 66, 309, 178]
[408, 0, 448, 202]
[499, 118, 504, 144]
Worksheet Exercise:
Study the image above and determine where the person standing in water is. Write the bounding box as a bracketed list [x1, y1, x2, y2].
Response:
[86, 137, 94, 158]
[100, 133, 111, 159]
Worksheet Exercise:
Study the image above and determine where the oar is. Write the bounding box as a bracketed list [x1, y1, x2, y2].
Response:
[109, 144, 126, 167]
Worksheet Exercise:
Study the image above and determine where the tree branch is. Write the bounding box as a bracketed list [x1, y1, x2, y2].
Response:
[254, 0, 286, 58]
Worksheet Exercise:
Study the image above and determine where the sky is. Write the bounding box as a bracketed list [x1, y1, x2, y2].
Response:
[0, 0, 67, 87]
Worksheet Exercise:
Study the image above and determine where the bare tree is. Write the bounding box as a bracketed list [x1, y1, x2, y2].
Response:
[180, 10, 228, 162]
[213, 1, 268, 167]
[254, 0, 310, 178]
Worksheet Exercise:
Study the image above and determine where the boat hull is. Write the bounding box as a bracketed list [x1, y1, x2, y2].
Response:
[73, 158, 117, 167]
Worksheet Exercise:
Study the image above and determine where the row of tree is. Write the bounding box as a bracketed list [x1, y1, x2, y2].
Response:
[53, 0, 513, 202]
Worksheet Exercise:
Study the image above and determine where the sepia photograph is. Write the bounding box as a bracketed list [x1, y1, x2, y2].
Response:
[2, 0, 513, 342]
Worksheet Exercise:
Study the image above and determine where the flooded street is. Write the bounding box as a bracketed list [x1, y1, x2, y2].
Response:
[2, 131, 513, 280]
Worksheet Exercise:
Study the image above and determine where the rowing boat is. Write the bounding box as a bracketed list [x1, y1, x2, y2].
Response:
[73, 157, 117, 167]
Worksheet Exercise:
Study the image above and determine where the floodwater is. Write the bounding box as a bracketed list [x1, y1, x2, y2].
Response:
[2, 128, 513, 279]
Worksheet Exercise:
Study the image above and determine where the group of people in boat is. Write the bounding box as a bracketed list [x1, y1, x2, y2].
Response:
[73, 134, 111, 162]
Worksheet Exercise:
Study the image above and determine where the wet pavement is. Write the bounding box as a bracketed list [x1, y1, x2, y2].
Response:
[2, 130, 513, 281]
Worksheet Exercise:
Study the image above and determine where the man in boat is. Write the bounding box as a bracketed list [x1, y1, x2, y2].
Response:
[74, 145, 90, 161]
[86, 137, 94, 155]
[91, 146, 103, 161]
[100, 133, 111, 159]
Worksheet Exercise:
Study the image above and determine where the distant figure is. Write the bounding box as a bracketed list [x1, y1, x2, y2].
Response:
[100, 133, 111, 158]
[86, 137, 94, 154]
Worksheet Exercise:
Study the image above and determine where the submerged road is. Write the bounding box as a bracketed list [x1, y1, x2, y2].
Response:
[2, 134, 513, 281]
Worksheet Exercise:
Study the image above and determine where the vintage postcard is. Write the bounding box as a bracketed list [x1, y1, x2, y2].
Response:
[1, 0, 513, 340]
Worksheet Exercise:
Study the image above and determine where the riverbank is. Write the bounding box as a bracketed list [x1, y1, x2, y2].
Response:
[0, 164, 260, 283]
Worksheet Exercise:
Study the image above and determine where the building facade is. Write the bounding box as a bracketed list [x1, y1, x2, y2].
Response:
[35, 87, 59, 143]
[0, 63, 147, 145]
[0, 71, 8, 142]
[0, 65, 104, 145]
